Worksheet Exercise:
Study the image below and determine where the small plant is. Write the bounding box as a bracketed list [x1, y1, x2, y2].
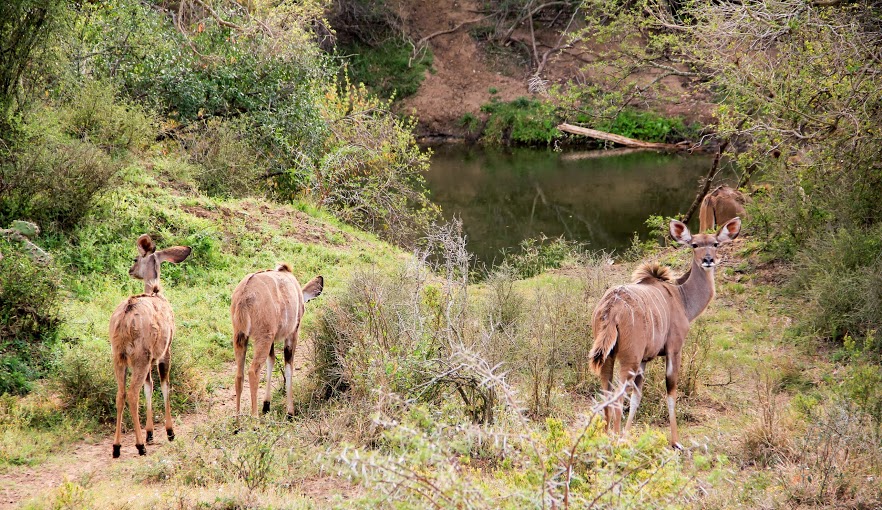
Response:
[457, 112, 481, 133]
[217, 419, 285, 492]
[504, 235, 581, 278]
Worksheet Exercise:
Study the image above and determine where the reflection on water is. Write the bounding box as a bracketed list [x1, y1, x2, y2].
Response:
[424, 145, 713, 265]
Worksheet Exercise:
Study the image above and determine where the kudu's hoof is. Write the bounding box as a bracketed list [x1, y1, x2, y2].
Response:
[167, 429, 175, 441]
[146, 431, 154, 444]
[112, 444, 121, 458]
[262, 401, 271, 414]
[136, 444, 147, 456]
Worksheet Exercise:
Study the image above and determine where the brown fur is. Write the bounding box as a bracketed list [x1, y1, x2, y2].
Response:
[109, 235, 190, 458]
[699, 185, 748, 233]
[589, 218, 741, 448]
[631, 262, 673, 284]
[231, 267, 323, 416]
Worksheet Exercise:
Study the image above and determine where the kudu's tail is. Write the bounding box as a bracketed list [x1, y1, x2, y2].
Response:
[589, 313, 618, 374]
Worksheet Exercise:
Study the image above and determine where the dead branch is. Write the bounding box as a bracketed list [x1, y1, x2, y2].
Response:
[680, 115, 750, 223]
[704, 370, 735, 387]
[557, 123, 696, 151]
[681, 140, 727, 224]
[191, 0, 244, 31]
[415, 16, 492, 47]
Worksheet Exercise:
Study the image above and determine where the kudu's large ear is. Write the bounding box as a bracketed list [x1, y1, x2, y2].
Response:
[302, 275, 323, 303]
[137, 234, 156, 256]
[156, 246, 192, 264]
[717, 217, 741, 243]
[669, 220, 692, 245]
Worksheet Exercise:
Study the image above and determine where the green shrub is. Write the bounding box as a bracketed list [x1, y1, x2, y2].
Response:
[0, 124, 118, 231]
[457, 112, 480, 133]
[503, 235, 581, 279]
[791, 225, 882, 341]
[184, 119, 263, 198]
[52, 342, 116, 423]
[593, 109, 694, 143]
[0, 238, 60, 395]
[480, 97, 560, 145]
[54, 339, 207, 426]
[342, 38, 433, 99]
[284, 82, 438, 245]
[58, 80, 153, 154]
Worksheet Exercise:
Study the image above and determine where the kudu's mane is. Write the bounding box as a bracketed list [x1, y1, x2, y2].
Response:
[123, 285, 163, 313]
[631, 262, 674, 284]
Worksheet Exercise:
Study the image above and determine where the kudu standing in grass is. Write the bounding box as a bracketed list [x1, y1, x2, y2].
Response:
[109, 235, 191, 458]
[231, 264, 323, 418]
[589, 218, 741, 448]
[699, 185, 747, 233]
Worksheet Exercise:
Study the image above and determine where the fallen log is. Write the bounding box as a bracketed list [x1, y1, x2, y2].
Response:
[556, 123, 698, 152]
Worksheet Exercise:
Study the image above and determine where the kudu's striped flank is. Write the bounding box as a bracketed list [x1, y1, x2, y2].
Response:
[589, 218, 741, 448]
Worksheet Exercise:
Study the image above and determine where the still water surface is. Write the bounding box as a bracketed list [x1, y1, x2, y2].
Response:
[424, 145, 712, 265]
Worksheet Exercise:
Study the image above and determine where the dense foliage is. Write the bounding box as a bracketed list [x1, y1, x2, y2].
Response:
[0, 0, 438, 395]
[479, 96, 696, 146]
[0, 239, 59, 395]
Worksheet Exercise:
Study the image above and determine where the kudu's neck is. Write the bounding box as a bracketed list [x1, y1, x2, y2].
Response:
[144, 278, 161, 295]
[677, 259, 715, 322]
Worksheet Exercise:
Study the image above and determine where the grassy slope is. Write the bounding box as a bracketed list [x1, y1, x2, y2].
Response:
[0, 157, 404, 482]
[1, 161, 856, 509]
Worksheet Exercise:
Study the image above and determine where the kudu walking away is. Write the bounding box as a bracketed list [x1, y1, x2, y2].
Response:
[589, 217, 741, 448]
[109, 235, 191, 458]
[699, 185, 747, 233]
[231, 264, 323, 418]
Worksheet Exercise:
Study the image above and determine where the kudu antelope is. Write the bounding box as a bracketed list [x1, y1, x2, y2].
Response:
[589, 217, 741, 448]
[109, 235, 191, 458]
[699, 185, 747, 233]
[231, 265, 323, 418]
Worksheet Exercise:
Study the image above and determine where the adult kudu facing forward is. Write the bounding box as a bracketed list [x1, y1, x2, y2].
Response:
[589, 218, 741, 448]
[110, 235, 191, 458]
[231, 264, 323, 418]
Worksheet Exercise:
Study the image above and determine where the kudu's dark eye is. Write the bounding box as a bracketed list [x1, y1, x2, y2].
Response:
[714, 243, 719, 247]
[691, 243, 698, 249]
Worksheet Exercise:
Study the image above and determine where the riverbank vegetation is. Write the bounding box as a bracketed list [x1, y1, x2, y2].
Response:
[2, 0, 882, 509]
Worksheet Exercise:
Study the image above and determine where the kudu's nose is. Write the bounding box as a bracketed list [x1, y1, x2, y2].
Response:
[702, 255, 715, 266]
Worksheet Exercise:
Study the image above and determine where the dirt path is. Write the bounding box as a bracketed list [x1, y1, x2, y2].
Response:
[1, 347, 316, 509]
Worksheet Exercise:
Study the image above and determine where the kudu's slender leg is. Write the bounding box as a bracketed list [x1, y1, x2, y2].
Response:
[112, 361, 127, 458]
[234, 332, 248, 415]
[615, 360, 641, 435]
[284, 329, 299, 419]
[666, 352, 683, 449]
[624, 361, 647, 433]
[262, 343, 275, 414]
[143, 370, 154, 444]
[159, 350, 174, 440]
[248, 337, 273, 416]
[128, 360, 151, 456]
[599, 353, 617, 431]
